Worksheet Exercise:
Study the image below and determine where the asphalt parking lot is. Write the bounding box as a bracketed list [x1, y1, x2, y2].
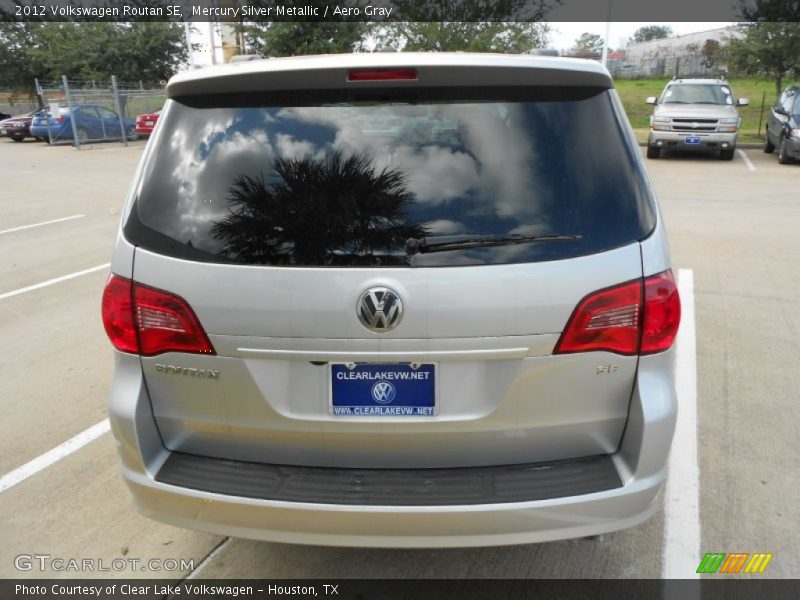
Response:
[1, 138, 798, 580]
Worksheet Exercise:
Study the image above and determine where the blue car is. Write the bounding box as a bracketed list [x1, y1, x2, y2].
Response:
[29, 104, 137, 143]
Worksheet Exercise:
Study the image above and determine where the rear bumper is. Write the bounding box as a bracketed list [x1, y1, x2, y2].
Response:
[125, 464, 663, 548]
[108, 349, 677, 547]
[1, 125, 28, 138]
[29, 125, 64, 139]
[785, 136, 800, 159]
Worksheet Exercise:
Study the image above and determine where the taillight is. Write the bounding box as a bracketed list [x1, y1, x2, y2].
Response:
[101, 275, 138, 354]
[101, 275, 215, 356]
[348, 69, 417, 82]
[553, 270, 680, 356]
[554, 279, 642, 355]
[640, 271, 681, 354]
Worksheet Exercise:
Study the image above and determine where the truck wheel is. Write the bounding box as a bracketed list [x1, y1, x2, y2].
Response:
[763, 134, 775, 153]
[720, 148, 735, 161]
[778, 137, 792, 164]
[646, 146, 661, 159]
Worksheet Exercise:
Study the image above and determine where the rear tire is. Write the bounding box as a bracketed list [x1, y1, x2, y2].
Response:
[720, 148, 735, 161]
[646, 146, 661, 159]
[778, 137, 792, 164]
[11, 136, 24, 142]
[763, 134, 775, 153]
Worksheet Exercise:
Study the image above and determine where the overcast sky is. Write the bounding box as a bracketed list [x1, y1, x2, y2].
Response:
[549, 22, 734, 51]
[191, 22, 736, 66]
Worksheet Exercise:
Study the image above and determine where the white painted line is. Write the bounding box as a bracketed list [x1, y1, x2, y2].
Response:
[0, 263, 110, 301]
[0, 419, 110, 494]
[0, 214, 85, 236]
[663, 268, 700, 580]
[738, 149, 756, 171]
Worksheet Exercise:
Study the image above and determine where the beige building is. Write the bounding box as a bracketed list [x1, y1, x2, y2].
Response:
[621, 26, 742, 77]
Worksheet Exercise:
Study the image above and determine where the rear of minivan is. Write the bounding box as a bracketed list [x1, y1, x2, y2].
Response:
[103, 53, 680, 547]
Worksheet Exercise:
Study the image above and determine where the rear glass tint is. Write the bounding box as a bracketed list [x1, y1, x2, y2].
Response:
[125, 86, 655, 267]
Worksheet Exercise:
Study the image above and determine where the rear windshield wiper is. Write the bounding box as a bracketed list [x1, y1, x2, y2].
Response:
[405, 234, 582, 255]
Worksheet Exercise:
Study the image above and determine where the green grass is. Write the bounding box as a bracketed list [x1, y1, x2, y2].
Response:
[614, 77, 780, 143]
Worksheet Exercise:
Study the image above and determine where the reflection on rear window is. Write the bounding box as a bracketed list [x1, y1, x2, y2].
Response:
[126, 87, 655, 267]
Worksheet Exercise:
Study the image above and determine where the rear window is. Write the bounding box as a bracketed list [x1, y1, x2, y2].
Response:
[125, 86, 655, 267]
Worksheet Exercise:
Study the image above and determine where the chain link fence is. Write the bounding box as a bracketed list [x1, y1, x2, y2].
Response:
[0, 95, 38, 119]
[33, 77, 165, 148]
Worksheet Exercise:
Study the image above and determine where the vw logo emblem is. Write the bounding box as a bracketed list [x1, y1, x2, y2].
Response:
[371, 381, 396, 404]
[357, 287, 403, 333]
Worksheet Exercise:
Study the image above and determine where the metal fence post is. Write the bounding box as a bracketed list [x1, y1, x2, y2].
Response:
[111, 75, 128, 147]
[63, 76, 80, 149]
[34, 78, 44, 109]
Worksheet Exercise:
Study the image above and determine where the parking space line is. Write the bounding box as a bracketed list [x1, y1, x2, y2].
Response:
[0, 214, 85, 236]
[662, 268, 700, 580]
[0, 263, 110, 301]
[182, 537, 232, 582]
[0, 419, 110, 494]
[737, 149, 756, 171]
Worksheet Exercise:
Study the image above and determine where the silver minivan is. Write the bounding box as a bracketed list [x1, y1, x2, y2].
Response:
[102, 53, 681, 547]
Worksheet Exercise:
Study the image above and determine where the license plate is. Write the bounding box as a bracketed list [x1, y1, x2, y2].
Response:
[685, 136, 701, 145]
[144, 121, 154, 126]
[330, 363, 437, 416]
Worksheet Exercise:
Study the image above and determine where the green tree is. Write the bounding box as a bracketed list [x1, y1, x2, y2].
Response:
[739, 0, 800, 21]
[701, 39, 721, 67]
[0, 22, 187, 93]
[241, 22, 370, 57]
[724, 22, 800, 99]
[570, 32, 603, 57]
[629, 25, 674, 45]
[380, 22, 550, 53]
[0, 22, 44, 94]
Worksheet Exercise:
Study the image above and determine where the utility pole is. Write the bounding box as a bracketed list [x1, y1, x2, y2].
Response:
[208, 21, 217, 65]
[601, 0, 613, 67]
[184, 21, 195, 68]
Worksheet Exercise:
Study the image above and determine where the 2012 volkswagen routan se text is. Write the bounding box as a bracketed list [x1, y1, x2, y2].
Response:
[102, 53, 681, 548]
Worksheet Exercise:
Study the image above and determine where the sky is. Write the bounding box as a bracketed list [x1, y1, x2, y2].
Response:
[549, 22, 734, 52]
[189, 22, 736, 67]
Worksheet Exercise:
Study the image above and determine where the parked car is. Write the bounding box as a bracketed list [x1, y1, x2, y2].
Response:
[764, 85, 800, 164]
[646, 77, 749, 160]
[103, 53, 680, 548]
[0, 109, 46, 141]
[29, 104, 137, 143]
[134, 110, 160, 136]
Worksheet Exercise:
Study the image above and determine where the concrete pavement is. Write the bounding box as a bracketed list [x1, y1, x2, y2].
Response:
[0, 138, 797, 579]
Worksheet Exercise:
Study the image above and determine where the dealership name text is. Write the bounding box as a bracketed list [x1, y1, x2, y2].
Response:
[16, 584, 334, 596]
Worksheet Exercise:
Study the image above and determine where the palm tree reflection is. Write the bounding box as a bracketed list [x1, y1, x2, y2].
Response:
[212, 151, 427, 266]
